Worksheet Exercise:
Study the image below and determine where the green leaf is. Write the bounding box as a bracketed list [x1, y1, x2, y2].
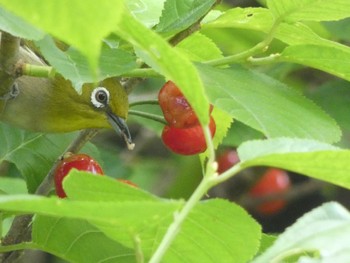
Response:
[0, 123, 99, 193]
[63, 171, 158, 202]
[0, 0, 124, 74]
[253, 202, 350, 262]
[223, 121, 264, 147]
[267, 0, 350, 22]
[281, 44, 350, 82]
[36, 36, 137, 90]
[126, 0, 166, 28]
[156, 0, 216, 35]
[0, 177, 27, 195]
[115, 10, 210, 125]
[33, 216, 134, 263]
[237, 138, 350, 189]
[176, 32, 223, 61]
[196, 64, 341, 143]
[0, 6, 43, 40]
[306, 80, 350, 147]
[204, 7, 347, 48]
[163, 199, 261, 263]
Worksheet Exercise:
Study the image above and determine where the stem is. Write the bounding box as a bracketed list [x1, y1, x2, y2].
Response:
[133, 234, 144, 263]
[129, 100, 159, 107]
[0, 243, 37, 253]
[149, 122, 219, 263]
[247, 53, 281, 65]
[204, 19, 281, 67]
[122, 68, 161, 78]
[21, 64, 56, 78]
[128, 110, 167, 125]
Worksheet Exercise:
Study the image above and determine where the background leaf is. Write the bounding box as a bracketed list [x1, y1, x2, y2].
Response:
[127, 0, 166, 28]
[36, 36, 137, 90]
[156, 0, 216, 35]
[197, 64, 341, 143]
[267, 0, 350, 22]
[0, 123, 98, 193]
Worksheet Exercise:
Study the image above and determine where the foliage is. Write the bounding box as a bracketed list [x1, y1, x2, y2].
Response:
[0, 0, 350, 262]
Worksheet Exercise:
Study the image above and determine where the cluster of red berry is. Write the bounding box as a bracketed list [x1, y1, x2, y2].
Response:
[217, 149, 291, 216]
[54, 153, 136, 198]
[159, 81, 216, 155]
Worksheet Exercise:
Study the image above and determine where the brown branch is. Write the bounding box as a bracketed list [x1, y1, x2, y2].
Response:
[0, 32, 20, 98]
[1, 129, 99, 263]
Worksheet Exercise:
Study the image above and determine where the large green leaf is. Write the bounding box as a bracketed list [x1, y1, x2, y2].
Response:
[33, 216, 134, 263]
[0, 6, 43, 40]
[0, 0, 124, 73]
[267, 0, 350, 22]
[253, 202, 350, 262]
[115, 10, 210, 125]
[36, 36, 137, 90]
[156, 0, 216, 35]
[238, 138, 350, 189]
[281, 44, 350, 82]
[162, 199, 261, 263]
[197, 64, 341, 143]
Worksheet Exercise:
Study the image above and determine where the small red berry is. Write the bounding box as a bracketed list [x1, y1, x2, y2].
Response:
[217, 149, 240, 174]
[162, 116, 216, 155]
[54, 153, 104, 198]
[249, 168, 290, 215]
[158, 81, 213, 128]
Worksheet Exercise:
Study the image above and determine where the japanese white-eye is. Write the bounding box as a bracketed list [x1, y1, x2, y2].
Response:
[0, 47, 133, 148]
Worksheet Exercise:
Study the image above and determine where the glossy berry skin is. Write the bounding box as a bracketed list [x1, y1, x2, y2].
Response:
[158, 81, 213, 128]
[217, 149, 240, 174]
[249, 168, 290, 215]
[162, 116, 216, 155]
[54, 154, 104, 198]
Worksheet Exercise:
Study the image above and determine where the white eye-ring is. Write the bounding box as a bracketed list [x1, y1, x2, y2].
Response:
[91, 87, 110, 108]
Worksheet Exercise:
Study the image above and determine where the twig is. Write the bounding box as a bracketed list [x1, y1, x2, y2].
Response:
[0, 32, 20, 98]
[1, 129, 99, 263]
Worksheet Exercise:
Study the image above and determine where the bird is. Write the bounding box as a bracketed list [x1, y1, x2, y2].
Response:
[0, 46, 134, 149]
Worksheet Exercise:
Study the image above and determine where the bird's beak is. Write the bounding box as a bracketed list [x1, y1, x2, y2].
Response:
[106, 111, 135, 150]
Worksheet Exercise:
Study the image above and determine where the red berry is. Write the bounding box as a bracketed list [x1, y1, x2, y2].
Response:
[249, 168, 290, 215]
[158, 81, 213, 128]
[54, 153, 104, 198]
[162, 116, 216, 155]
[217, 149, 240, 174]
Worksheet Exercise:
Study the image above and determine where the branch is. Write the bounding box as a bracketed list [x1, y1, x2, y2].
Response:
[0, 32, 20, 98]
[1, 129, 99, 263]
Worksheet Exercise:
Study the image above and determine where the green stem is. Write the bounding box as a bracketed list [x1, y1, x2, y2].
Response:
[0, 242, 37, 253]
[204, 19, 282, 67]
[129, 100, 159, 107]
[247, 53, 281, 65]
[21, 64, 56, 78]
[128, 110, 167, 125]
[149, 122, 219, 263]
[122, 68, 161, 78]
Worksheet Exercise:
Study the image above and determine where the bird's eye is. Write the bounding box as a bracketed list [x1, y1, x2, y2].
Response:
[91, 87, 110, 109]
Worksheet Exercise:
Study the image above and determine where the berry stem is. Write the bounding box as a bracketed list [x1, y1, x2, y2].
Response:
[129, 100, 159, 107]
[128, 110, 167, 125]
